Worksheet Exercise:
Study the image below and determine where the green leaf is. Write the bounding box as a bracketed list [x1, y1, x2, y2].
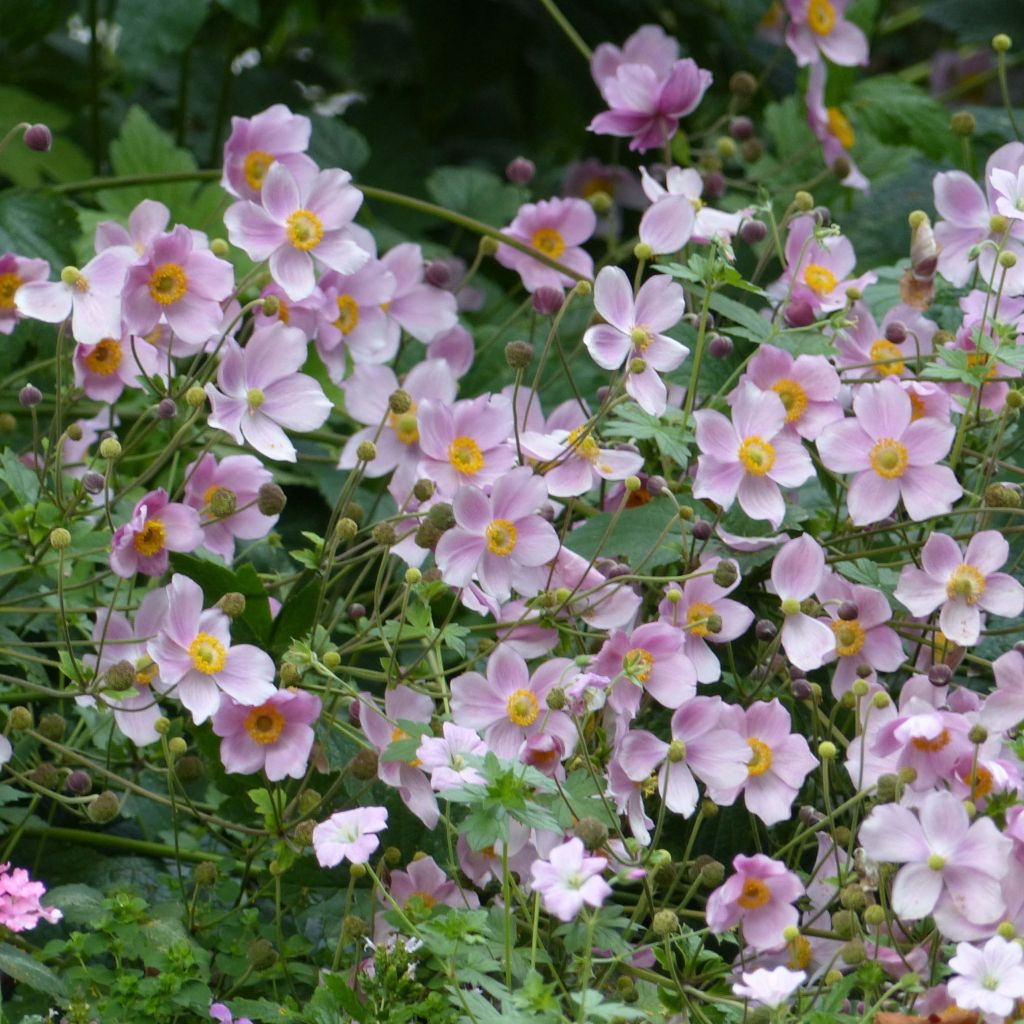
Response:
[425, 166, 525, 225]
[852, 76, 952, 161]
[603, 403, 692, 466]
[702, 289, 772, 341]
[0, 86, 91, 186]
[44, 883, 104, 926]
[0, 447, 41, 504]
[0, 942, 66, 998]
[564, 498, 683, 571]
[214, 0, 260, 25]
[837, 557, 900, 594]
[116, 0, 211, 79]
[270, 579, 320, 655]
[308, 115, 370, 174]
[0, 188, 79, 268]
[168, 554, 272, 645]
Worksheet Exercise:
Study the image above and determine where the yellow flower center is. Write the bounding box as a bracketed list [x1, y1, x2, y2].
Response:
[869, 339, 905, 377]
[808, 0, 836, 35]
[686, 601, 717, 638]
[830, 617, 866, 657]
[908, 392, 927, 421]
[803, 263, 837, 295]
[148, 262, 188, 306]
[826, 106, 855, 149]
[771, 378, 809, 423]
[911, 728, 950, 753]
[335, 294, 359, 334]
[946, 564, 986, 604]
[135, 662, 158, 687]
[246, 387, 265, 412]
[966, 350, 998, 380]
[966, 764, 994, 801]
[389, 405, 420, 445]
[485, 518, 518, 557]
[243, 150, 275, 192]
[506, 688, 540, 727]
[868, 438, 908, 479]
[133, 519, 166, 556]
[747, 737, 773, 777]
[188, 632, 227, 675]
[244, 703, 286, 745]
[531, 227, 566, 259]
[448, 436, 484, 475]
[84, 338, 123, 376]
[737, 435, 776, 476]
[0, 272, 22, 310]
[567, 425, 600, 463]
[409, 891, 438, 910]
[623, 647, 654, 683]
[787, 934, 812, 970]
[286, 208, 324, 251]
[738, 878, 771, 909]
[202, 485, 233, 519]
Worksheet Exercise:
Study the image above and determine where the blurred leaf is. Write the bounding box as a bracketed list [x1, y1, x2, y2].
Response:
[270, 578, 320, 655]
[852, 76, 952, 161]
[923, 0, 1024, 41]
[425, 166, 524, 225]
[44, 883, 104, 926]
[309, 115, 370, 175]
[0, 942, 66, 998]
[116, 0, 211, 79]
[0, 86, 92, 186]
[0, 188, 78, 267]
[214, 0, 260, 26]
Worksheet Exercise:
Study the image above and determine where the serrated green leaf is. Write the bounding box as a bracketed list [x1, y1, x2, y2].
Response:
[853, 76, 952, 161]
[0, 447, 41, 504]
[425, 166, 525, 225]
[564, 498, 683, 571]
[0, 189, 79, 268]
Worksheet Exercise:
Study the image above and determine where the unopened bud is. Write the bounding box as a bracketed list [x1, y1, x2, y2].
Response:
[784, 299, 815, 328]
[99, 437, 121, 460]
[168, 736, 188, 757]
[175, 754, 203, 783]
[841, 939, 866, 965]
[993, 33, 1012, 53]
[872, 691, 890, 709]
[739, 219, 767, 245]
[412, 479, 434, 502]
[65, 769, 92, 795]
[322, 651, 341, 669]
[156, 397, 177, 420]
[755, 619, 777, 642]
[818, 741, 837, 760]
[23, 123, 52, 151]
[840, 885, 866, 911]
[217, 592, 246, 619]
[985, 483, 1022, 508]
[729, 70, 758, 97]
[82, 470, 105, 494]
[195, 861, 218, 887]
[837, 600, 859, 621]
[832, 909, 856, 938]
[1000, 250, 1018, 268]
[506, 156, 535, 185]
[708, 333, 733, 359]
[256, 482, 286, 516]
[1006, 388, 1023, 409]
[588, 190, 613, 215]
[928, 664, 952, 686]
[991, 213, 1010, 234]
[208, 487, 237, 518]
[427, 502, 455, 531]
[573, 816, 608, 850]
[951, 111, 976, 137]
[794, 190, 815, 212]
[546, 688, 566, 711]
[652, 909, 679, 936]
[691, 520, 712, 541]
[729, 115, 754, 140]
[39, 713, 66, 742]
[280, 662, 301, 686]
[968, 724, 989, 744]
[863, 904, 886, 927]
[478, 236, 500, 257]
[347, 747, 379, 780]
[388, 389, 413, 415]
[86, 790, 121, 823]
[712, 560, 738, 588]
[19, 384, 42, 408]
[49, 527, 71, 549]
[505, 340, 533, 369]
[531, 285, 563, 316]
[335, 517, 358, 542]
[424, 261, 452, 288]
[185, 385, 207, 408]
[716, 136, 737, 160]
[247, 938, 278, 971]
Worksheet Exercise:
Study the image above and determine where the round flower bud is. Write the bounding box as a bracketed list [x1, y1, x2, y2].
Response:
[347, 748, 379, 780]
[624, 475, 642, 493]
[968, 724, 989, 745]
[388, 389, 413, 415]
[863, 904, 886, 927]
[247, 938, 278, 971]
[23, 123, 52, 151]
[705, 614, 723, 634]
[993, 33, 1012, 52]
[872, 691, 890, 709]
[712, 560, 738, 588]
[928, 664, 952, 686]
[0, 413, 14, 433]
[335, 517, 359, 542]
[478, 236, 500, 257]
[194, 861, 218, 888]
[832, 909, 856, 938]
[990, 213, 1010, 234]
[298, 790, 321, 816]
[739, 219, 767, 245]
[414, 522, 441, 549]
[168, 736, 188, 757]
[19, 384, 42, 408]
[841, 940, 866, 965]
[628, 357, 647, 375]
[347, 602, 367, 620]
[702, 170, 726, 199]
[588, 190, 613, 215]
[691, 520, 712, 541]
[837, 600, 859, 621]
[897, 765, 918, 785]
[729, 70, 758, 97]
[716, 136, 737, 160]
[39, 713, 66, 742]
[739, 137, 764, 162]
[791, 677, 813, 700]
[755, 619, 777, 642]
[531, 285, 564, 316]
[66, 423, 83, 442]
[356, 440, 377, 463]
[818, 740, 837, 760]
[840, 885, 866, 911]
[1006, 389, 1023, 409]
[280, 662, 301, 686]
[86, 791, 121, 824]
[82, 470, 105, 494]
[405, 567, 422, 586]
[851, 679, 870, 698]
[157, 397, 177, 420]
[409, 480, 434, 505]
[573, 816, 609, 850]
[794, 190, 815, 212]
[855, 663, 873, 680]
[1000, 250, 1018, 268]
[506, 156, 535, 185]
[648, 475, 666, 495]
[384, 846, 401, 866]
[210, 238, 229, 256]
[783, 298, 815, 328]
[729, 115, 754, 140]
[208, 487, 237, 519]
[322, 651, 341, 669]
[546, 688, 567, 711]
[699, 859, 724, 886]
[260, 294, 280, 317]
[99, 437, 121, 460]
[185, 385, 207, 408]
[505, 340, 534, 369]
[998, 921, 1016, 940]
[708, 333, 733, 359]
[65, 769, 92, 795]
[349, 862, 367, 879]
[217, 592, 246, 619]
[29, 762, 58, 789]
[174, 754, 203, 783]
[49, 527, 71, 550]
[154, 717, 171, 735]
[427, 502, 456, 531]
[424, 260, 453, 289]
[951, 111, 976, 137]
[652, 909, 679, 937]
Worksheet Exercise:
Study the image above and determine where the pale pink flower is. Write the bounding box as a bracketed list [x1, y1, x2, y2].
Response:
[733, 966, 806, 1009]
[530, 837, 611, 922]
[416, 723, 487, 792]
[495, 198, 595, 293]
[221, 103, 317, 201]
[110, 488, 203, 578]
[894, 531, 1023, 647]
[871, 698, 972, 791]
[0, 252, 48, 335]
[94, 198, 172, 254]
[832, 300, 937, 384]
[981, 649, 1024, 733]
[376, 856, 479, 940]
[785, 0, 869, 67]
[591, 25, 678, 91]
[210, 1003, 254, 1024]
[73, 330, 162, 404]
[379, 242, 458, 343]
[706, 854, 803, 952]
[313, 806, 388, 867]
[0, 863, 62, 932]
[992, 165, 1024, 222]
[948, 936, 1024, 1023]
[638, 167, 747, 254]
[314, 260, 397, 372]
[771, 535, 836, 672]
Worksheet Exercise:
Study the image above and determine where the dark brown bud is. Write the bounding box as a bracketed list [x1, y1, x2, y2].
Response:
[505, 340, 534, 370]
[256, 482, 286, 516]
[347, 748, 379, 780]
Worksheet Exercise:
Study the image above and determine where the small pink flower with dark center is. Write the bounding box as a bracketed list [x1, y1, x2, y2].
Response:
[416, 723, 487, 792]
[895, 531, 1023, 647]
[771, 535, 836, 672]
[735, 344, 842, 441]
[817, 573, 904, 695]
[73, 330, 162, 404]
[224, 161, 368, 301]
[123, 225, 235, 348]
[706, 854, 804, 952]
[859, 789, 1011, 925]
[716, 699, 818, 827]
[767, 214, 876, 315]
[147, 574, 276, 724]
[0, 252, 49, 335]
[616, 695, 752, 817]
[590, 58, 712, 153]
[313, 806, 388, 867]
[948, 936, 1024, 1022]
[212, 689, 321, 781]
[380, 242, 458, 343]
[0, 863, 62, 932]
[110, 487, 203, 578]
[206, 323, 333, 463]
[583, 265, 688, 417]
[805, 62, 867, 191]
[417, 393, 515, 498]
[638, 167, 747, 254]
[817, 377, 961, 525]
[531, 837, 612, 921]
[221, 103, 317, 201]
[658, 557, 754, 683]
[434, 467, 560, 601]
[694, 384, 814, 528]
[785, 0, 868, 67]
[450, 646, 576, 760]
[592, 622, 697, 719]
[184, 453, 278, 563]
[496, 198, 595, 293]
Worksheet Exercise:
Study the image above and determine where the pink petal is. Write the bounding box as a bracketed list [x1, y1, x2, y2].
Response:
[592, 266, 634, 332]
[847, 470, 901, 526]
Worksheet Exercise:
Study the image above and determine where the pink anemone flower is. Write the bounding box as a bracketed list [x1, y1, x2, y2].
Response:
[313, 806, 388, 867]
[638, 167, 747, 254]
[806, 61, 868, 191]
[73, 330, 162, 404]
[0, 864, 62, 933]
[785, 0, 869, 67]
[531, 838, 611, 922]
[110, 488, 203, 579]
[0, 252, 49, 335]
[221, 103, 317, 201]
[495, 198, 595, 293]
[771, 535, 836, 672]
[591, 25, 678, 91]
[379, 242, 458, 343]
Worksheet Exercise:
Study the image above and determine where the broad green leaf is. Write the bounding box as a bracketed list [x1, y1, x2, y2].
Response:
[0, 447, 41, 504]
[852, 76, 952, 161]
[564, 498, 684, 570]
[603, 403, 691, 466]
[425, 166, 525, 225]
[116, 0, 211, 79]
[44, 883, 104, 925]
[0, 189, 78, 268]
[309, 115, 370, 175]
[0, 942, 66, 998]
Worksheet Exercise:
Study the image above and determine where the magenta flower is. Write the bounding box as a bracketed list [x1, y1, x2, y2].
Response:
[380, 242, 458, 343]
[948, 936, 1024, 1021]
[547, 547, 642, 631]
[123, 225, 234, 348]
[617, 696, 752, 818]
[716, 700, 817, 827]
[435, 467, 559, 601]
[817, 378, 961, 525]
[638, 167, 747, 253]
[221, 103, 317, 201]
[591, 25, 678, 91]
[805, 62, 868, 191]
[706, 854, 803, 952]
[210, 1004, 253, 1024]
[450, 646, 576, 760]
[590, 58, 712, 153]
[894, 531, 1023, 647]
[694, 384, 814, 528]
[0, 864, 62, 932]
[859, 789, 1010, 924]
[496, 198, 595, 293]
[416, 723, 488, 792]
[110, 488, 203, 578]
[376, 855, 479, 940]
[183, 453, 278, 563]
[147, 574, 276, 724]
[73, 330, 162, 404]
[416, 393, 515, 497]
[313, 806, 388, 868]
[981, 648, 1024, 733]
[206, 323, 333, 463]
[785, 0, 869, 67]
[224, 161, 368, 301]
[0, 252, 48, 335]
[212, 689, 321, 781]
[771, 535, 836, 672]
[658, 558, 754, 683]
[736, 344, 842, 441]
[944, 290, 1022, 413]
[531, 838, 612, 922]
[583, 266, 688, 417]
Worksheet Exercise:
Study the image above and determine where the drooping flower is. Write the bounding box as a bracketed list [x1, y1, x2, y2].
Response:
[733, 966, 806, 1009]
[817, 377, 961, 525]
[224, 161, 368, 301]
[206, 323, 333, 463]
[948, 936, 1024, 1023]
[495, 198, 595, 293]
[221, 103, 317, 201]
[0, 252, 49, 335]
[313, 806, 388, 867]
[583, 265, 688, 417]
[784, 0, 869, 67]
[894, 531, 1023, 647]
[0, 863, 62, 932]
[212, 689, 321, 781]
[771, 535, 836, 672]
[110, 488, 204, 578]
[694, 384, 814, 528]
[706, 854, 804, 952]
[530, 837, 612, 922]
[805, 61, 867, 191]
[638, 167, 747, 254]
[147, 574, 276, 724]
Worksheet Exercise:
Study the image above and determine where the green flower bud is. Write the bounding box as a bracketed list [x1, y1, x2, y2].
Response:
[86, 791, 121, 823]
